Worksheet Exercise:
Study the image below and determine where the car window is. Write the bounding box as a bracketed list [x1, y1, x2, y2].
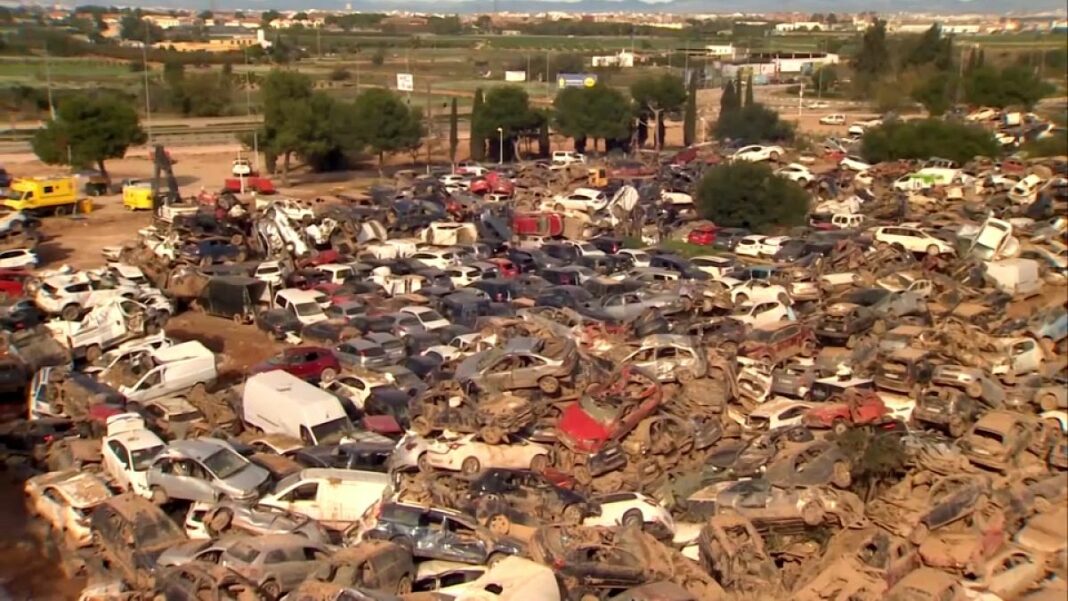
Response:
[280, 482, 318, 502]
[263, 550, 287, 564]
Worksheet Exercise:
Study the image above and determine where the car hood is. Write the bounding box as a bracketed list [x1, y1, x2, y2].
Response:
[557, 403, 611, 453]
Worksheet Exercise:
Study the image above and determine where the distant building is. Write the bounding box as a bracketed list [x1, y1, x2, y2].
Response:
[143, 15, 183, 29]
[591, 50, 635, 68]
[775, 21, 823, 33]
[704, 44, 736, 59]
[721, 51, 838, 79]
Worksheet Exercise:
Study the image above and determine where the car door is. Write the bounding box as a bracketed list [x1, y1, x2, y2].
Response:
[105, 440, 133, 490]
[154, 457, 217, 503]
[266, 480, 320, 520]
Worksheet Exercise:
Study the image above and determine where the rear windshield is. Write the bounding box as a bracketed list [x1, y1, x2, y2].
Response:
[226, 542, 261, 564]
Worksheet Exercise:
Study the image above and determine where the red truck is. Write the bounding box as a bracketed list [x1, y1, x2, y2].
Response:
[802, 389, 891, 434]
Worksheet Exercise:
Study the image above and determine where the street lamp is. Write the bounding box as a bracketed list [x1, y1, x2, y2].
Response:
[496, 127, 504, 164]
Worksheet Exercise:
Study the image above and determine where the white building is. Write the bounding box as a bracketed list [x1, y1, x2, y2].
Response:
[775, 21, 823, 33]
[591, 50, 635, 68]
[704, 44, 736, 59]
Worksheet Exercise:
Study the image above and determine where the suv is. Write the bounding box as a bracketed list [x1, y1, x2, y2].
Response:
[739, 322, 817, 365]
[814, 303, 875, 347]
[361, 502, 524, 565]
[250, 346, 340, 383]
[90, 494, 187, 588]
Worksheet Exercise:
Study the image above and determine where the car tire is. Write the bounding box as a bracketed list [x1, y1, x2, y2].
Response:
[261, 579, 281, 601]
[487, 552, 506, 567]
[85, 345, 102, 364]
[926, 245, 940, 256]
[537, 376, 560, 395]
[735, 293, 749, 305]
[461, 457, 481, 475]
[319, 368, 337, 383]
[395, 575, 412, 595]
[965, 382, 982, 399]
[832, 419, 849, 435]
[769, 151, 781, 161]
[909, 522, 929, 545]
[480, 426, 505, 445]
[488, 514, 510, 535]
[562, 505, 585, 525]
[621, 509, 644, 528]
[832, 462, 852, 488]
[150, 486, 168, 506]
[530, 454, 549, 472]
[61, 304, 81, 322]
[417, 454, 432, 473]
[208, 508, 233, 535]
[801, 502, 824, 526]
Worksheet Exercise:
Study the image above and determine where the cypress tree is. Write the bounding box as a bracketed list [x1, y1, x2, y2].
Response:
[448, 97, 459, 167]
[720, 80, 737, 115]
[744, 72, 754, 106]
[683, 73, 697, 147]
[469, 88, 485, 162]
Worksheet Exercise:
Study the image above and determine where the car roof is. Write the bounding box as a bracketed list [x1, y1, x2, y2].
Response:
[163, 439, 229, 461]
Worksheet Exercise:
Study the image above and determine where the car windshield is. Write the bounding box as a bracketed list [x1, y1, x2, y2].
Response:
[579, 395, 622, 423]
[259, 266, 280, 275]
[225, 542, 261, 564]
[311, 417, 353, 445]
[202, 448, 248, 479]
[418, 309, 444, 322]
[749, 328, 776, 342]
[131, 444, 164, 471]
[294, 302, 323, 317]
[169, 410, 203, 423]
[3, 190, 25, 201]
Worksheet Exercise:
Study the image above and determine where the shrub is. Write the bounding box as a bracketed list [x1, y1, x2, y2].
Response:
[712, 103, 794, 144]
[696, 162, 809, 232]
[861, 119, 999, 165]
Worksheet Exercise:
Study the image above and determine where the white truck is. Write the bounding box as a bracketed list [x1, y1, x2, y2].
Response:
[117, 341, 218, 404]
[46, 298, 165, 363]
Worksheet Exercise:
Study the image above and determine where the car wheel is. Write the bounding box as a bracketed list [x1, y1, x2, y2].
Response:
[554, 203, 566, 212]
[487, 552, 506, 567]
[801, 502, 824, 526]
[621, 509, 644, 528]
[1040, 392, 1061, 412]
[562, 505, 585, 525]
[61, 304, 81, 321]
[461, 456, 481, 475]
[261, 579, 281, 601]
[537, 376, 560, 395]
[769, 151, 781, 161]
[832, 462, 852, 488]
[909, 523, 929, 545]
[488, 514, 510, 535]
[801, 339, 816, 357]
[319, 368, 337, 383]
[832, 419, 849, 435]
[965, 382, 982, 399]
[84, 344, 102, 364]
[530, 454, 549, 472]
[416, 453, 432, 473]
[395, 575, 412, 595]
[735, 293, 748, 305]
[480, 425, 505, 445]
[150, 486, 168, 506]
[926, 245, 940, 256]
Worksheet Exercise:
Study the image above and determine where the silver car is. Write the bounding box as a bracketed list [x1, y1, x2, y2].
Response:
[619, 334, 708, 382]
[220, 533, 331, 599]
[146, 439, 270, 504]
[364, 332, 407, 363]
[334, 337, 390, 369]
[202, 499, 331, 544]
[587, 290, 685, 321]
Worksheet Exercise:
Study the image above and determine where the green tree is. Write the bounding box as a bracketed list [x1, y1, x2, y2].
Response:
[835, 427, 909, 501]
[197, 10, 213, 20]
[965, 66, 1054, 110]
[853, 19, 890, 92]
[696, 162, 808, 232]
[470, 88, 485, 162]
[181, 73, 233, 117]
[371, 45, 386, 66]
[911, 72, 955, 116]
[553, 84, 633, 153]
[744, 72, 754, 106]
[904, 24, 953, 71]
[713, 103, 794, 144]
[293, 11, 309, 21]
[474, 86, 539, 162]
[812, 64, 839, 95]
[448, 97, 459, 166]
[861, 119, 998, 165]
[259, 70, 314, 183]
[119, 14, 163, 42]
[720, 80, 739, 115]
[261, 9, 281, 27]
[683, 74, 697, 147]
[353, 88, 424, 173]
[32, 93, 146, 180]
[630, 73, 686, 150]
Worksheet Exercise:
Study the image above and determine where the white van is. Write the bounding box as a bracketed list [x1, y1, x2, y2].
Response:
[257, 468, 390, 530]
[242, 371, 353, 445]
[551, 151, 586, 166]
[1008, 174, 1043, 206]
[119, 341, 218, 404]
[272, 288, 327, 326]
[984, 259, 1043, 297]
[831, 213, 865, 229]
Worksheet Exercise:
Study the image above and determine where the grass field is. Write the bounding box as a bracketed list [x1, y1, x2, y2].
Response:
[0, 58, 134, 85]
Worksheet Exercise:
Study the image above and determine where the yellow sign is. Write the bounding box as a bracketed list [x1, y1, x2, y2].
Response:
[583, 77, 596, 88]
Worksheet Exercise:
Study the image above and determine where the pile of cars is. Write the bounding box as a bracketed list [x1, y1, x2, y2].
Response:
[0, 135, 1066, 601]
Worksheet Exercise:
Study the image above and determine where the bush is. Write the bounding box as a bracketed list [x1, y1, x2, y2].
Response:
[861, 119, 1000, 165]
[1021, 136, 1068, 158]
[329, 67, 351, 81]
[696, 162, 809, 232]
[712, 103, 794, 144]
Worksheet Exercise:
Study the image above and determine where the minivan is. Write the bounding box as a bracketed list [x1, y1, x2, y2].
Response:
[118, 341, 218, 404]
[258, 468, 391, 530]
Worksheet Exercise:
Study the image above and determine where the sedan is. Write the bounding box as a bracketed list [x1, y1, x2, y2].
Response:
[422, 433, 550, 475]
[734, 235, 766, 258]
[775, 164, 814, 185]
[25, 470, 113, 547]
[839, 155, 872, 172]
[759, 236, 791, 257]
[732, 145, 784, 163]
[0, 248, 38, 269]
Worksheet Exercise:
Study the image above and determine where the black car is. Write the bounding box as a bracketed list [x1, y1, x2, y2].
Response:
[577, 254, 628, 275]
[292, 441, 395, 472]
[363, 502, 524, 565]
[512, 274, 551, 299]
[648, 254, 708, 280]
[301, 321, 355, 346]
[463, 469, 596, 529]
[466, 279, 515, 303]
[588, 236, 624, 255]
[256, 309, 301, 340]
[506, 248, 564, 273]
[0, 167, 11, 189]
[351, 314, 398, 336]
[535, 285, 592, 310]
[713, 228, 751, 251]
[179, 237, 244, 266]
[674, 317, 750, 355]
[539, 242, 581, 264]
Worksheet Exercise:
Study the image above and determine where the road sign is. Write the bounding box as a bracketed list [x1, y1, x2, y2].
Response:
[557, 73, 598, 89]
[396, 73, 414, 92]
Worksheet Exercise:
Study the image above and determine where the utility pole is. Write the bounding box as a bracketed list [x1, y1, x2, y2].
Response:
[43, 41, 56, 120]
[316, 26, 322, 59]
[243, 48, 259, 170]
[425, 80, 433, 174]
[545, 51, 551, 100]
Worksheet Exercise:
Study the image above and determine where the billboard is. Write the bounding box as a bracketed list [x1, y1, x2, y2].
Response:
[396, 73, 414, 92]
[504, 70, 527, 82]
[557, 73, 598, 89]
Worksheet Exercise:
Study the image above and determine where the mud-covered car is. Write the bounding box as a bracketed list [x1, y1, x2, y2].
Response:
[697, 512, 778, 594]
[866, 472, 992, 544]
[408, 383, 535, 445]
[885, 567, 966, 601]
[928, 364, 1006, 409]
[688, 478, 864, 528]
[303, 541, 415, 595]
[360, 502, 524, 566]
[216, 534, 331, 599]
[616, 334, 708, 382]
[770, 359, 818, 399]
[764, 439, 853, 489]
[801, 389, 891, 434]
[25, 470, 113, 547]
[793, 527, 919, 600]
[154, 564, 262, 601]
[90, 494, 188, 588]
[200, 500, 331, 544]
[814, 302, 876, 347]
[456, 336, 577, 395]
[912, 385, 989, 437]
[960, 410, 1043, 472]
[463, 468, 597, 533]
[738, 322, 817, 365]
[873, 347, 936, 396]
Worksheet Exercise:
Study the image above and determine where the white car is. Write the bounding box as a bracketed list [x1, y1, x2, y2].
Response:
[545, 188, 609, 214]
[745, 398, 813, 431]
[101, 413, 165, 497]
[400, 306, 449, 331]
[775, 164, 814, 185]
[420, 433, 550, 475]
[872, 226, 955, 256]
[410, 249, 462, 270]
[34, 272, 138, 320]
[445, 264, 484, 288]
[254, 260, 285, 286]
[819, 114, 846, 125]
[732, 300, 792, 328]
[583, 492, 675, 536]
[729, 279, 790, 306]
[839, 155, 872, 172]
[616, 249, 651, 268]
[439, 173, 469, 187]
[551, 151, 587, 165]
[455, 162, 488, 177]
[876, 273, 934, 297]
[853, 171, 874, 187]
[759, 236, 791, 257]
[691, 255, 737, 280]
[733, 235, 766, 258]
[270, 198, 315, 223]
[231, 159, 253, 177]
[732, 145, 784, 163]
[321, 371, 395, 410]
[0, 247, 37, 269]
[25, 471, 113, 547]
[423, 333, 495, 363]
[966, 107, 999, 122]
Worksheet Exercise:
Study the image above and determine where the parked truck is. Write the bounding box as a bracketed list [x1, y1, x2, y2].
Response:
[46, 298, 167, 363]
[3, 176, 81, 215]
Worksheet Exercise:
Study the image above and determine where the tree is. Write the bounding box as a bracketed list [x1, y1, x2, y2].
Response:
[812, 64, 839, 95]
[720, 80, 739, 116]
[474, 86, 539, 162]
[197, 10, 213, 20]
[835, 427, 909, 501]
[904, 24, 953, 71]
[119, 14, 163, 42]
[32, 93, 146, 180]
[261, 10, 281, 27]
[470, 88, 485, 162]
[744, 72, 754, 106]
[861, 119, 998, 165]
[713, 103, 794, 144]
[630, 73, 686, 150]
[293, 11, 309, 21]
[683, 74, 697, 147]
[353, 88, 424, 173]
[853, 19, 890, 91]
[553, 84, 633, 153]
[448, 98, 459, 167]
[696, 162, 808, 232]
[965, 65, 1054, 110]
[259, 70, 314, 183]
[371, 45, 386, 66]
[911, 73, 955, 116]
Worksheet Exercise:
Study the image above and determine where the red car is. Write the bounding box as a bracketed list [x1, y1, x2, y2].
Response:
[557, 365, 662, 455]
[0, 269, 31, 300]
[687, 224, 718, 246]
[802, 389, 891, 434]
[250, 346, 340, 382]
[512, 212, 564, 237]
[223, 176, 276, 195]
[469, 172, 515, 197]
[485, 258, 519, 279]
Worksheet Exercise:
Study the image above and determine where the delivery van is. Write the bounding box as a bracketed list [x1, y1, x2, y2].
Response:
[257, 468, 391, 530]
[4, 177, 79, 214]
[242, 371, 353, 445]
[118, 340, 218, 403]
[984, 258, 1043, 298]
